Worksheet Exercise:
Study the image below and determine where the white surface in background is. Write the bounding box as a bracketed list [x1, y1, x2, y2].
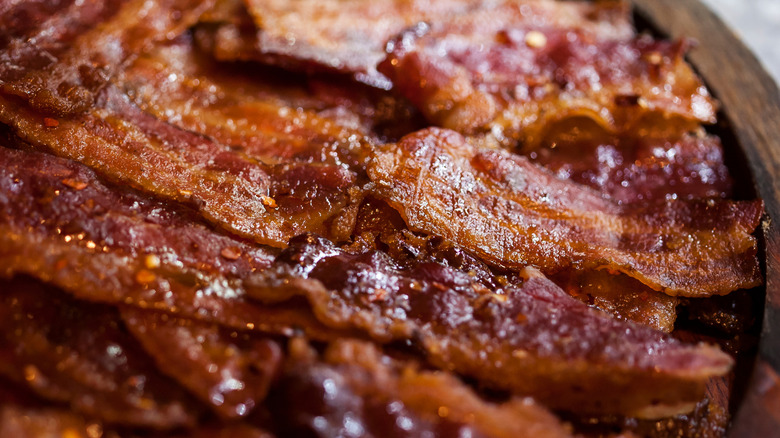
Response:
[700, 0, 780, 83]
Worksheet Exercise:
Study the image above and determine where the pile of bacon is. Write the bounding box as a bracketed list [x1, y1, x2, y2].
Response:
[0, 0, 765, 436]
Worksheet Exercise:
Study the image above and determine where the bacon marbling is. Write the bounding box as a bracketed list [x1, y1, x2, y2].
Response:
[0, 278, 202, 429]
[269, 338, 571, 438]
[121, 308, 283, 419]
[368, 128, 762, 296]
[380, 16, 715, 147]
[247, 234, 733, 417]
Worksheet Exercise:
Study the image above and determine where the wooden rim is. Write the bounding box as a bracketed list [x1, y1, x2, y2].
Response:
[631, 1, 780, 435]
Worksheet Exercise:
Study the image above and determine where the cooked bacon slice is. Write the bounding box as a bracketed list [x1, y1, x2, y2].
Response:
[0, 85, 360, 247]
[118, 36, 411, 170]
[0, 278, 202, 429]
[552, 270, 679, 332]
[526, 131, 732, 205]
[122, 308, 283, 419]
[247, 234, 733, 417]
[0, 144, 346, 338]
[379, 14, 715, 147]
[203, 0, 631, 89]
[367, 128, 762, 296]
[0, 0, 215, 116]
[269, 339, 571, 437]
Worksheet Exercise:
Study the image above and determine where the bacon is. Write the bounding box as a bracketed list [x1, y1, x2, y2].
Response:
[552, 270, 678, 332]
[118, 36, 416, 171]
[0, 144, 346, 338]
[121, 308, 283, 419]
[379, 13, 715, 147]
[367, 128, 763, 296]
[269, 338, 571, 437]
[0, 85, 361, 248]
[526, 132, 732, 205]
[0, 278, 202, 429]
[201, 0, 631, 90]
[0, 0, 215, 116]
[247, 234, 733, 417]
[0, 406, 95, 438]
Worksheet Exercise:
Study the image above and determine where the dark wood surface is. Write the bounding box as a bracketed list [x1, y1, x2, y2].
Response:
[631, 1, 780, 436]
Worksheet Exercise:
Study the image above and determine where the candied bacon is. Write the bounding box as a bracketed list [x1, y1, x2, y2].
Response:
[526, 131, 732, 205]
[0, 85, 361, 248]
[121, 309, 283, 419]
[247, 234, 733, 417]
[379, 13, 715, 147]
[269, 338, 571, 438]
[0, 0, 216, 115]
[203, 0, 631, 90]
[367, 128, 763, 297]
[0, 144, 350, 339]
[0, 278, 202, 429]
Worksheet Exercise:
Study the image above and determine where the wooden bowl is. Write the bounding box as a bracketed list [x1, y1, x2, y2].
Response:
[632, 1, 780, 435]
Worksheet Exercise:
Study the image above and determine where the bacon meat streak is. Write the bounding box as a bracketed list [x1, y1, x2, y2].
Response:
[0, 87, 360, 247]
[247, 234, 733, 417]
[524, 132, 732, 205]
[0, 278, 202, 429]
[199, 0, 631, 89]
[0, 144, 346, 338]
[0, 0, 216, 116]
[379, 11, 715, 147]
[121, 309, 283, 419]
[368, 128, 762, 297]
[269, 338, 572, 438]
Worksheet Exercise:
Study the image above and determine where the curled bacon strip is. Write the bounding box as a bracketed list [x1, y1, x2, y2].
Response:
[0, 0, 216, 115]
[379, 9, 714, 147]
[367, 128, 762, 296]
[0, 144, 342, 338]
[247, 234, 733, 417]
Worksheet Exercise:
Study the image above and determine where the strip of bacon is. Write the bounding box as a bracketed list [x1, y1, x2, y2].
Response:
[379, 12, 715, 147]
[0, 0, 215, 115]
[269, 338, 571, 437]
[118, 36, 405, 171]
[350, 196, 679, 331]
[0, 278, 202, 429]
[121, 308, 283, 419]
[524, 131, 732, 205]
[0, 144, 343, 338]
[0, 85, 360, 247]
[367, 128, 762, 296]
[204, 0, 631, 89]
[247, 234, 733, 417]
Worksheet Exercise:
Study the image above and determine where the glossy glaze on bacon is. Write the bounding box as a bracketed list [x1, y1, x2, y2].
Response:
[380, 16, 715, 147]
[247, 234, 733, 417]
[0, 0, 766, 436]
[368, 128, 762, 297]
[269, 338, 571, 438]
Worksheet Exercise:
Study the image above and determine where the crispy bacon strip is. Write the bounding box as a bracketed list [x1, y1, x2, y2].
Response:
[118, 37, 403, 170]
[0, 85, 360, 247]
[247, 234, 733, 417]
[0, 278, 202, 429]
[0, 0, 215, 115]
[270, 339, 571, 437]
[121, 309, 283, 419]
[367, 128, 762, 296]
[0, 144, 343, 338]
[204, 0, 631, 89]
[379, 13, 715, 147]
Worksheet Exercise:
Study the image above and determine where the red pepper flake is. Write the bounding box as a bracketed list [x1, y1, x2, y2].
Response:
[43, 117, 59, 127]
[62, 178, 88, 190]
[135, 269, 157, 284]
[261, 196, 278, 208]
[220, 246, 242, 260]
